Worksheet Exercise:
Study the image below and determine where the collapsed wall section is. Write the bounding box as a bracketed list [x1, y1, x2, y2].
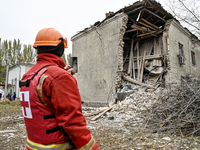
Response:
[116, 15, 128, 89]
[71, 13, 128, 106]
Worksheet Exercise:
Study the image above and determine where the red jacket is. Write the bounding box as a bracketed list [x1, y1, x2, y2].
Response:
[20, 66, 67, 145]
[20, 53, 99, 150]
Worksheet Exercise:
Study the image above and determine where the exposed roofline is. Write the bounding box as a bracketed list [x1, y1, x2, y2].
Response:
[71, 13, 126, 41]
[71, 0, 199, 43]
[169, 19, 200, 42]
[71, 0, 174, 41]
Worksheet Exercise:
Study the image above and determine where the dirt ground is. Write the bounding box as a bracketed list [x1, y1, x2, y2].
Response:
[1, 99, 200, 150]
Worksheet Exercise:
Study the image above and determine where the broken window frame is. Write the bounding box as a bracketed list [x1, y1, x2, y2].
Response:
[178, 43, 186, 65]
[191, 51, 196, 66]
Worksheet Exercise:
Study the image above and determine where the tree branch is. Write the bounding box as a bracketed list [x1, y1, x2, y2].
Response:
[178, 0, 200, 22]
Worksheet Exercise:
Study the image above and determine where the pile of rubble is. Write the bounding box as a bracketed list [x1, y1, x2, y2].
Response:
[84, 75, 200, 137]
[83, 86, 200, 149]
[83, 86, 164, 132]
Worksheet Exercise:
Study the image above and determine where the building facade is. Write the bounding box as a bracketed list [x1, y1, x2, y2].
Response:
[71, 0, 200, 105]
[7, 63, 34, 98]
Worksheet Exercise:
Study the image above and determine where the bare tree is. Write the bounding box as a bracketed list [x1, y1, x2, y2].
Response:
[165, 0, 200, 37]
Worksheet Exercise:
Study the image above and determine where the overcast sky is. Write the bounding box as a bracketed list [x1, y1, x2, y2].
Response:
[0, 0, 166, 54]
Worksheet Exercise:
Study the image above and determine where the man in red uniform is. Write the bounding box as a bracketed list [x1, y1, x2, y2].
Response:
[19, 28, 99, 150]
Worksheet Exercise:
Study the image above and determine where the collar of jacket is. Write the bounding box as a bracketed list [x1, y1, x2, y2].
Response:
[37, 53, 65, 68]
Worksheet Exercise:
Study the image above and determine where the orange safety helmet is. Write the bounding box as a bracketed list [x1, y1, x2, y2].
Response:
[33, 28, 67, 48]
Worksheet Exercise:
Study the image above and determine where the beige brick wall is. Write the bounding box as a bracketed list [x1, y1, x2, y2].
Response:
[167, 20, 200, 83]
[71, 13, 128, 105]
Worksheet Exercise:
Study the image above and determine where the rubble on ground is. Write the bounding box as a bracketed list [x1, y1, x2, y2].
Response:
[82, 75, 200, 149]
[83, 86, 163, 131]
[1, 75, 200, 149]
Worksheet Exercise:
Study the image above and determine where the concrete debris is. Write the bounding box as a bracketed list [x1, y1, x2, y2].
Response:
[83, 87, 163, 130]
[0, 130, 16, 133]
[162, 137, 172, 142]
[84, 74, 200, 139]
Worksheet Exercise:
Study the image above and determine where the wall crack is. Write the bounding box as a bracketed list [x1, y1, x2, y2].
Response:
[95, 27, 105, 57]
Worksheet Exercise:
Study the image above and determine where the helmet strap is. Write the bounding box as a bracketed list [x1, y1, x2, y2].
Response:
[37, 37, 65, 57]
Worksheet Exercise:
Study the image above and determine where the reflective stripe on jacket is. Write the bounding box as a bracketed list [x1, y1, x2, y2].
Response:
[75, 136, 95, 150]
[26, 138, 73, 150]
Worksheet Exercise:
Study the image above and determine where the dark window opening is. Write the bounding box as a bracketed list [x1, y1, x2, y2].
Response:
[179, 43, 184, 56]
[191, 51, 196, 66]
[178, 43, 186, 65]
[71, 57, 78, 73]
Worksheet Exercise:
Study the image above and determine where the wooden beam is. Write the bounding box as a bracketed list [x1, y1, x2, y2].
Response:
[155, 9, 160, 13]
[132, 13, 140, 20]
[84, 108, 107, 117]
[134, 30, 162, 41]
[90, 104, 117, 121]
[123, 37, 131, 40]
[126, 28, 137, 33]
[137, 30, 162, 38]
[128, 16, 136, 24]
[136, 42, 140, 81]
[123, 76, 155, 89]
[146, 0, 153, 6]
[137, 31, 157, 37]
[127, 55, 162, 63]
[128, 36, 134, 75]
[132, 57, 135, 80]
[132, 54, 162, 61]
[145, 54, 162, 60]
[144, 0, 148, 6]
[141, 18, 161, 30]
[137, 9, 145, 22]
[138, 21, 157, 31]
[152, 70, 164, 86]
[130, 37, 135, 79]
[153, 20, 161, 25]
[139, 50, 146, 82]
[145, 15, 153, 21]
[123, 54, 129, 66]
[126, 6, 143, 15]
[163, 15, 167, 19]
[144, 8, 166, 22]
[131, 24, 149, 33]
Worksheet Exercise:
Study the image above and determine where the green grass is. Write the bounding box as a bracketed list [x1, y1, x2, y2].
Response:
[0, 99, 26, 150]
[0, 99, 22, 118]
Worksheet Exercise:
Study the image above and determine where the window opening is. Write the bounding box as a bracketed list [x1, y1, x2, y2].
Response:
[191, 51, 196, 66]
[178, 43, 186, 65]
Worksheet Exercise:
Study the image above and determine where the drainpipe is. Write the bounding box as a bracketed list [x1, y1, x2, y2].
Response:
[18, 63, 21, 98]
[5, 57, 9, 98]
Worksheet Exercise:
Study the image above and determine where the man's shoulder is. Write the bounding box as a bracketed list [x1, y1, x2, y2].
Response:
[25, 63, 69, 80]
[45, 65, 68, 79]
[28, 63, 63, 72]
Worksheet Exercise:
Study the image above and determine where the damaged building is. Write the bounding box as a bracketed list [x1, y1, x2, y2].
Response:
[71, 0, 200, 106]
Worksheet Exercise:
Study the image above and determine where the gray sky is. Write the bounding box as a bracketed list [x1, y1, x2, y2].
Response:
[0, 0, 166, 54]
